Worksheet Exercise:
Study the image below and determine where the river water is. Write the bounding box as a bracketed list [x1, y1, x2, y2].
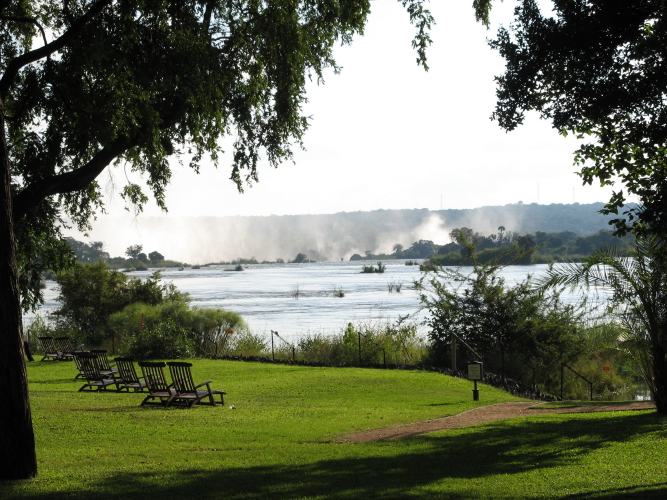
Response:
[30, 261, 605, 343]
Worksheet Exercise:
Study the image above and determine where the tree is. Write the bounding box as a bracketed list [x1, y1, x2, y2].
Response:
[54, 263, 187, 345]
[417, 259, 586, 381]
[539, 235, 667, 413]
[66, 238, 110, 263]
[291, 253, 308, 264]
[392, 243, 404, 254]
[125, 244, 143, 261]
[489, 0, 667, 237]
[148, 251, 164, 262]
[0, 0, 437, 480]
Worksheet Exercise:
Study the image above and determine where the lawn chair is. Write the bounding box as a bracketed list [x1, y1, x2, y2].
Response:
[167, 361, 226, 408]
[138, 362, 176, 406]
[38, 337, 61, 361]
[73, 351, 89, 379]
[114, 357, 148, 392]
[54, 337, 83, 361]
[78, 353, 120, 391]
[89, 350, 119, 379]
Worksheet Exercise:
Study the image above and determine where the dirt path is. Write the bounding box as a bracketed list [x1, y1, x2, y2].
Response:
[336, 401, 655, 443]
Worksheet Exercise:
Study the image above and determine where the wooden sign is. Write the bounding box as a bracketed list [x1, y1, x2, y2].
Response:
[603, 366, 611, 372]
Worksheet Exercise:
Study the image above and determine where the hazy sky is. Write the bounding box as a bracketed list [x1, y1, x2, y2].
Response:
[69, 1, 625, 252]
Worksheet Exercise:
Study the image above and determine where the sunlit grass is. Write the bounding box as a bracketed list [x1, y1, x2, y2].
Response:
[4, 360, 666, 499]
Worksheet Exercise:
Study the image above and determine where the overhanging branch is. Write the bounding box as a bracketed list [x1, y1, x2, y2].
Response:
[12, 137, 133, 222]
[0, 0, 112, 98]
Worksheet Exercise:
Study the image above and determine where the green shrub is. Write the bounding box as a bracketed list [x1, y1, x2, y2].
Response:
[125, 320, 195, 359]
[226, 330, 268, 357]
[109, 302, 246, 358]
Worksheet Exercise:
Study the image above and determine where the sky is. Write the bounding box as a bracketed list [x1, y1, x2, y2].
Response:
[65, 1, 626, 258]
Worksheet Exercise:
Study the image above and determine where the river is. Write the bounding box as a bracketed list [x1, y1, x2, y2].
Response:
[29, 261, 606, 343]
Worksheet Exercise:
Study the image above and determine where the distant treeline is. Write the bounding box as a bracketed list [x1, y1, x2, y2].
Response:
[64, 203, 636, 266]
[102, 202, 635, 263]
[351, 227, 634, 265]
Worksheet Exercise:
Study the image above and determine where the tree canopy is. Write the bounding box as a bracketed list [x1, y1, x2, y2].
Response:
[490, 0, 667, 236]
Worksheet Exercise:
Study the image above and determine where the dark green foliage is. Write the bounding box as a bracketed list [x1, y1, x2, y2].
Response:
[539, 235, 667, 412]
[291, 253, 309, 263]
[125, 320, 195, 359]
[417, 260, 587, 386]
[109, 301, 246, 358]
[53, 262, 188, 345]
[125, 245, 143, 261]
[361, 262, 385, 273]
[490, 0, 667, 236]
[65, 238, 110, 264]
[148, 251, 164, 262]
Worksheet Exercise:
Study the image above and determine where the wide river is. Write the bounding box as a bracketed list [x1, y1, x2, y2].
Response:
[30, 261, 605, 343]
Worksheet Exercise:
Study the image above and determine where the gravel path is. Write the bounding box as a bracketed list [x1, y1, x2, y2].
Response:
[336, 401, 656, 443]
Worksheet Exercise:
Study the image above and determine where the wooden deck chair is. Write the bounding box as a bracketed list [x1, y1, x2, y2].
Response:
[73, 351, 89, 379]
[38, 336, 61, 361]
[78, 353, 119, 391]
[138, 362, 176, 406]
[89, 350, 118, 379]
[114, 358, 148, 392]
[54, 337, 83, 361]
[167, 361, 226, 408]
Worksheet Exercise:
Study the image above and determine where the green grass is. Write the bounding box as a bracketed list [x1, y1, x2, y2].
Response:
[4, 360, 667, 499]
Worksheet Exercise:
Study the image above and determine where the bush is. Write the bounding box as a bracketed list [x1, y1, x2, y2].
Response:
[125, 320, 195, 359]
[225, 330, 268, 357]
[109, 302, 246, 358]
[53, 263, 188, 345]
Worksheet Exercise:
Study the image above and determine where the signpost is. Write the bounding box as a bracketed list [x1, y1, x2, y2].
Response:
[467, 361, 483, 401]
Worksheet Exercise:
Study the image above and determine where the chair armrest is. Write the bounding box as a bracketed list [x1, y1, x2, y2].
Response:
[194, 380, 213, 389]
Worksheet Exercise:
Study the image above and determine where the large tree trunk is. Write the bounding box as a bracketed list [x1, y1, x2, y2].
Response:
[0, 99, 37, 480]
[651, 345, 667, 414]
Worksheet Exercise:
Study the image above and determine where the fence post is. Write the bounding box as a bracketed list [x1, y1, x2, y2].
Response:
[358, 331, 362, 366]
[271, 330, 275, 361]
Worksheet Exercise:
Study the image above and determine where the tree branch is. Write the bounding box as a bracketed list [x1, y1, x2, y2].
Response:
[0, 16, 48, 47]
[12, 137, 134, 222]
[0, 0, 112, 99]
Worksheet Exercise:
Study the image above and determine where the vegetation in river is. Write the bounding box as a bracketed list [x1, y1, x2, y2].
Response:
[361, 261, 386, 274]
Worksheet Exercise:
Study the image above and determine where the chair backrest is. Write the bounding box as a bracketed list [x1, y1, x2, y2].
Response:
[115, 358, 139, 383]
[55, 337, 74, 354]
[73, 352, 86, 372]
[38, 336, 59, 354]
[167, 362, 197, 393]
[90, 350, 113, 371]
[139, 362, 170, 393]
[77, 353, 105, 382]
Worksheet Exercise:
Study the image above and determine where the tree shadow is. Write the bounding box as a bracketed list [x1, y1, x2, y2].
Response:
[5, 412, 666, 500]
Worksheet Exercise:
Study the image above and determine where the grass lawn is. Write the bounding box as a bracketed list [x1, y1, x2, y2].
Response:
[3, 360, 667, 499]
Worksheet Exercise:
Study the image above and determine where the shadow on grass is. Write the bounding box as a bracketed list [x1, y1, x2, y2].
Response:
[5, 412, 667, 500]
